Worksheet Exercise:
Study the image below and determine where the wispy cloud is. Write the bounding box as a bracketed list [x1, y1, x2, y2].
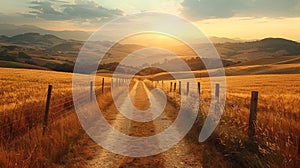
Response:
[181, 0, 300, 20]
[25, 0, 124, 22]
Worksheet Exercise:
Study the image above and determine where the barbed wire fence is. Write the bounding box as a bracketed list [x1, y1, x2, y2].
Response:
[150, 79, 300, 165]
[0, 77, 130, 143]
[0, 77, 299, 165]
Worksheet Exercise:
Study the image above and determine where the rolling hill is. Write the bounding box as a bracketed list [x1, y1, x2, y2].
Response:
[0, 24, 91, 41]
[0, 32, 299, 75]
[215, 38, 300, 62]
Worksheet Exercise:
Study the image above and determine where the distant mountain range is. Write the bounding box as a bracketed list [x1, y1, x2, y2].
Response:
[0, 24, 251, 43]
[214, 37, 300, 62]
[209, 36, 245, 43]
[0, 32, 300, 75]
[0, 24, 92, 41]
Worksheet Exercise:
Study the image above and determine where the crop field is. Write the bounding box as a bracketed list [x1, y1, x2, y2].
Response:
[0, 68, 113, 167]
[0, 68, 299, 167]
[157, 74, 300, 167]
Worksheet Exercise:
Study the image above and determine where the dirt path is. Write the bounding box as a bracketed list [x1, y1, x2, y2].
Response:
[86, 81, 203, 168]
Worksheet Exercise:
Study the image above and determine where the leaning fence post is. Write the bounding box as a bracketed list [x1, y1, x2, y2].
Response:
[186, 82, 190, 95]
[170, 82, 173, 92]
[248, 91, 258, 138]
[102, 78, 105, 93]
[43, 85, 52, 135]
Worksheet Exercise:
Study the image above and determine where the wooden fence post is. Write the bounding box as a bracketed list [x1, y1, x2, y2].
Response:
[215, 83, 220, 100]
[170, 82, 173, 92]
[174, 82, 177, 92]
[90, 81, 93, 102]
[102, 78, 105, 93]
[186, 82, 190, 95]
[43, 85, 52, 135]
[198, 82, 201, 95]
[298, 137, 300, 156]
[179, 81, 181, 94]
[248, 91, 258, 138]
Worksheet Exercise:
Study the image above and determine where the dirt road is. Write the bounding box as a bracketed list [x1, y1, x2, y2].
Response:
[86, 81, 204, 168]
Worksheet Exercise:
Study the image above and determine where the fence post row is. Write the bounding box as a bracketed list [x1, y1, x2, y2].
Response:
[248, 91, 259, 139]
[43, 85, 52, 135]
[186, 82, 190, 95]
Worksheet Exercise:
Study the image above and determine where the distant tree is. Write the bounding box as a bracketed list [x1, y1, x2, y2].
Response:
[25, 60, 37, 65]
[0, 50, 17, 61]
[18, 52, 31, 59]
[44, 63, 74, 72]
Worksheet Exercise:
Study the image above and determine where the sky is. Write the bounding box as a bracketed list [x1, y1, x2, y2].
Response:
[1, 0, 300, 41]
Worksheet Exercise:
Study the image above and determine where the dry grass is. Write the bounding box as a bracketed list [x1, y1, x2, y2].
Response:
[155, 74, 300, 167]
[0, 68, 113, 167]
[1, 67, 300, 167]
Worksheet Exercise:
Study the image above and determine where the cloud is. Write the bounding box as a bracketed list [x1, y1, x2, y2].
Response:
[181, 0, 300, 20]
[62, 0, 123, 20]
[28, 1, 64, 20]
[26, 0, 124, 21]
[0, 13, 37, 24]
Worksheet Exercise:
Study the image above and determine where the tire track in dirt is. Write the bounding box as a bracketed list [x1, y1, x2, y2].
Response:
[143, 83, 203, 168]
[117, 81, 165, 167]
[87, 81, 203, 167]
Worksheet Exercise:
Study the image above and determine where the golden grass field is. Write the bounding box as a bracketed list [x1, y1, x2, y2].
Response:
[0, 68, 113, 167]
[156, 74, 300, 167]
[0, 67, 300, 167]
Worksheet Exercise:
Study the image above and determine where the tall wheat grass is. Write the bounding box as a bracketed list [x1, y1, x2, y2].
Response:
[156, 74, 300, 167]
[0, 68, 113, 167]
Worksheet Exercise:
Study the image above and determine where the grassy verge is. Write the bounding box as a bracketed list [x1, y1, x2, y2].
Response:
[165, 91, 287, 167]
[0, 113, 84, 167]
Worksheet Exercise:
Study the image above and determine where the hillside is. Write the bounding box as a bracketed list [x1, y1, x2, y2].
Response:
[0, 24, 91, 41]
[215, 38, 300, 62]
[0, 33, 144, 72]
[0, 32, 300, 75]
